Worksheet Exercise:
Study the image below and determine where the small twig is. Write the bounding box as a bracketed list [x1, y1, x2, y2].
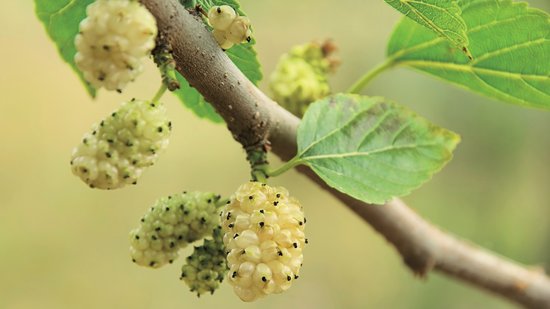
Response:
[140, 1, 550, 307]
[196, 4, 208, 18]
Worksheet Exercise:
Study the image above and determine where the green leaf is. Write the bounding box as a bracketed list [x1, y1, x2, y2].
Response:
[171, 0, 262, 124]
[296, 94, 460, 204]
[173, 72, 225, 123]
[34, 0, 97, 98]
[383, 0, 471, 59]
[387, 0, 550, 110]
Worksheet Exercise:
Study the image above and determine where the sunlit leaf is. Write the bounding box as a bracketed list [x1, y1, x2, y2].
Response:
[34, 0, 97, 98]
[297, 94, 460, 204]
[383, 0, 471, 58]
[387, 0, 550, 109]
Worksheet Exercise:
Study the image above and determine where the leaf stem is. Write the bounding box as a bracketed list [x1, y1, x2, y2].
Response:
[347, 59, 396, 94]
[151, 83, 167, 103]
[262, 156, 304, 177]
[245, 142, 305, 182]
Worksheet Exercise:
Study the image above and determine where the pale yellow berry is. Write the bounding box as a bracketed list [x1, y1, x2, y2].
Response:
[74, 0, 157, 92]
[70, 99, 171, 190]
[208, 5, 237, 31]
[225, 16, 251, 44]
[221, 182, 307, 302]
[212, 29, 234, 50]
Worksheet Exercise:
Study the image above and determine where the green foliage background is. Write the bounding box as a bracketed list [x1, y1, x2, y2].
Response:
[1, 0, 550, 308]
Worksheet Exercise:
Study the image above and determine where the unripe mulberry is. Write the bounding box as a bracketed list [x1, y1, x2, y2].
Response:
[181, 227, 229, 296]
[221, 182, 307, 302]
[269, 41, 339, 118]
[130, 192, 222, 268]
[70, 99, 171, 190]
[74, 0, 157, 92]
[225, 16, 251, 44]
[207, 6, 251, 50]
[212, 29, 234, 50]
[207, 5, 237, 31]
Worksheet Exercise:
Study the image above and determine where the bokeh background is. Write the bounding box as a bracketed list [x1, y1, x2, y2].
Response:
[2, 0, 550, 308]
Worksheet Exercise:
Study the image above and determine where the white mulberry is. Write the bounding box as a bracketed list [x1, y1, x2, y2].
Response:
[212, 29, 234, 50]
[130, 192, 222, 268]
[207, 5, 237, 31]
[74, 0, 157, 92]
[70, 99, 171, 190]
[221, 182, 307, 302]
[180, 227, 229, 296]
[225, 16, 251, 44]
[207, 6, 251, 50]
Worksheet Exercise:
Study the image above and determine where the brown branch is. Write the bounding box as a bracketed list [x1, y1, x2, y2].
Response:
[140, 0, 550, 307]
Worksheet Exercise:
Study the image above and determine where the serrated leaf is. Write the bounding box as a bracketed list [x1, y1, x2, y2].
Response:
[34, 0, 97, 98]
[171, 0, 262, 124]
[383, 0, 471, 59]
[296, 94, 460, 204]
[387, 0, 550, 110]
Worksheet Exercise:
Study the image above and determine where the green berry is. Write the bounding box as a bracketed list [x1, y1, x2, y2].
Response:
[130, 192, 222, 269]
[269, 42, 339, 118]
[74, 0, 157, 92]
[70, 99, 171, 190]
[180, 227, 229, 296]
[221, 182, 307, 302]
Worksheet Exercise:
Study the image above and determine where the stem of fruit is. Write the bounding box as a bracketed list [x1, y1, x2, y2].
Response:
[153, 43, 181, 92]
[347, 59, 396, 94]
[245, 142, 270, 183]
[215, 198, 230, 207]
[151, 83, 167, 103]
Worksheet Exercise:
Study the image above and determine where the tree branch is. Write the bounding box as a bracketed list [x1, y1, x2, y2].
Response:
[140, 0, 550, 307]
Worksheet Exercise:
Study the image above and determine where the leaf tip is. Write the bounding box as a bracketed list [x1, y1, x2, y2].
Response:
[449, 132, 461, 150]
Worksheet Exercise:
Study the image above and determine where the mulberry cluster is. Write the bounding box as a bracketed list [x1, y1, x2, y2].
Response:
[180, 227, 229, 296]
[269, 41, 339, 118]
[130, 192, 222, 268]
[207, 5, 251, 50]
[70, 99, 171, 190]
[75, 0, 157, 92]
[221, 182, 307, 302]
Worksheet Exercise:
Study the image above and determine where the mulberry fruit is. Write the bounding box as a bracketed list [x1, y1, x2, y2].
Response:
[70, 99, 171, 190]
[180, 227, 229, 296]
[269, 41, 339, 118]
[130, 192, 222, 268]
[74, 0, 157, 92]
[221, 182, 306, 302]
[212, 29, 234, 50]
[207, 5, 237, 31]
[225, 16, 251, 44]
[207, 6, 251, 50]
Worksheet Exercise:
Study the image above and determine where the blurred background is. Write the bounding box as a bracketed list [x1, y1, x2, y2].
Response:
[2, 0, 550, 308]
